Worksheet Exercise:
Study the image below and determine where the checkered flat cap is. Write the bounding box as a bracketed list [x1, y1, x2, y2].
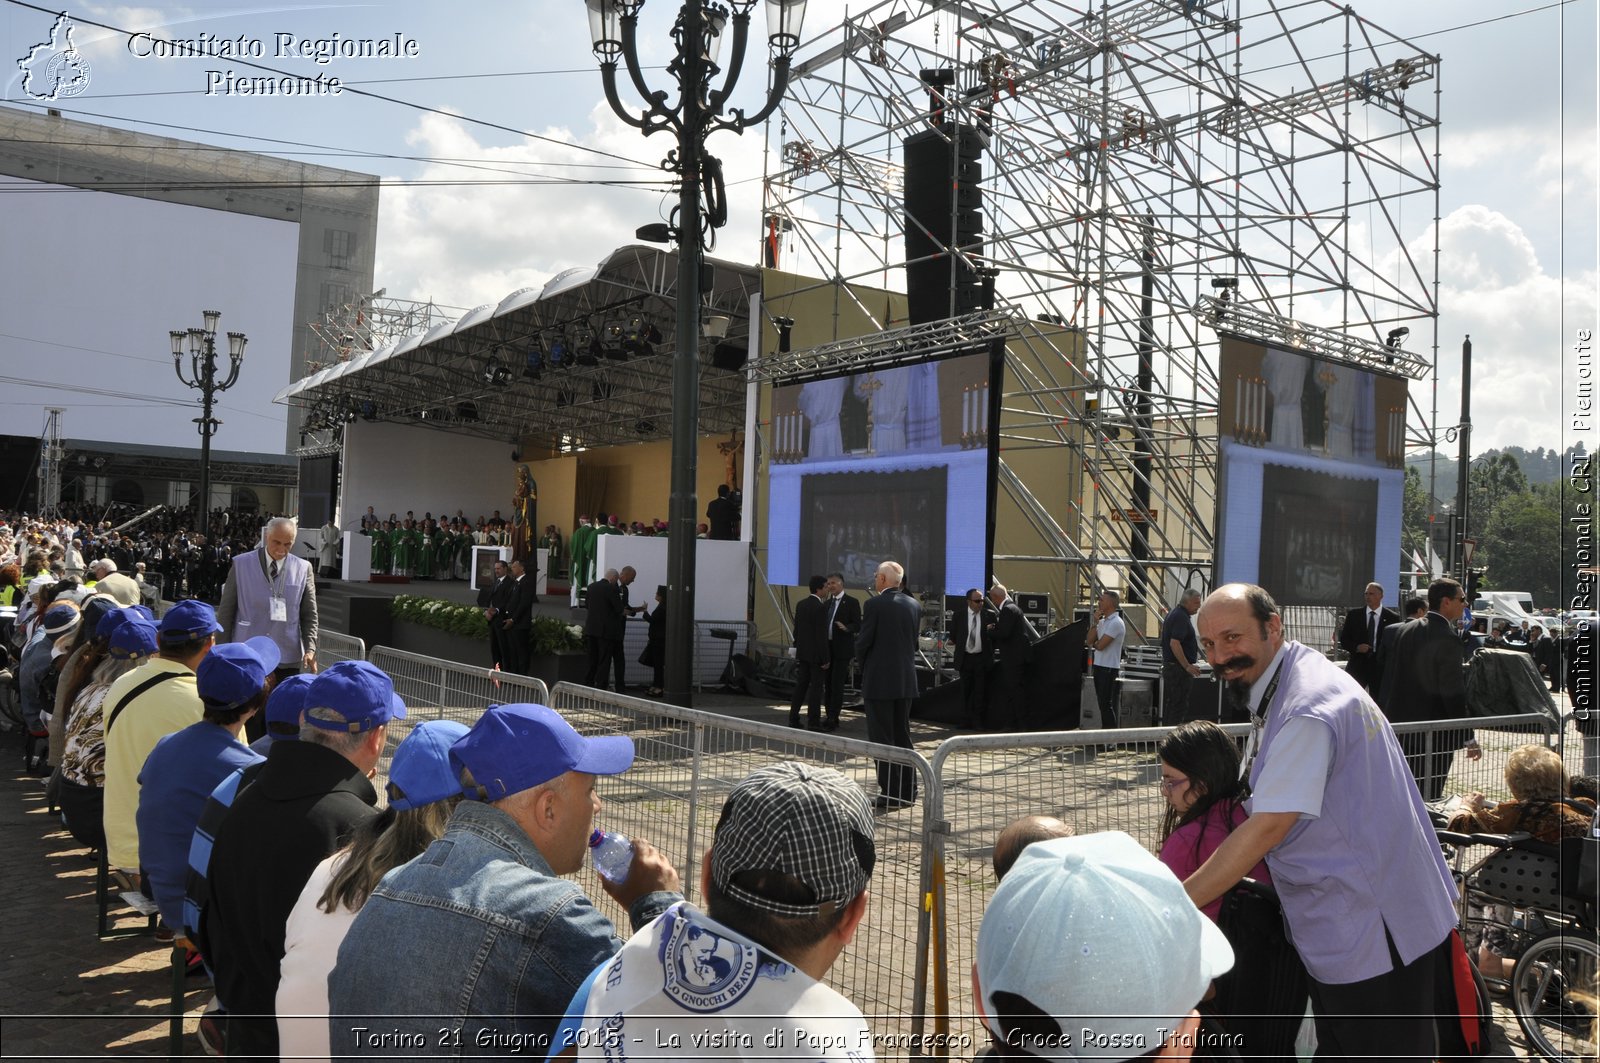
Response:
[710, 762, 876, 918]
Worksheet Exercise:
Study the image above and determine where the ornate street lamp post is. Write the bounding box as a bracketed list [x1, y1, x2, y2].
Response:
[170, 311, 247, 536]
[587, 0, 805, 705]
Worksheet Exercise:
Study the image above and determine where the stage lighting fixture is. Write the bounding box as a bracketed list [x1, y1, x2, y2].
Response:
[524, 341, 544, 379]
[635, 419, 656, 434]
[635, 222, 675, 243]
[545, 330, 568, 368]
[621, 314, 646, 355]
[359, 400, 378, 420]
[573, 326, 600, 367]
[1385, 327, 1410, 348]
[601, 320, 628, 361]
[483, 354, 512, 387]
[703, 315, 731, 340]
[1209, 276, 1237, 324]
[456, 401, 479, 422]
[774, 315, 795, 353]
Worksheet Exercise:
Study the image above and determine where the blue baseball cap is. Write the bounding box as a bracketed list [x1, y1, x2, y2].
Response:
[108, 618, 159, 660]
[450, 703, 634, 802]
[196, 637, 281, 711]
[301, 660, 407, 734]
[41, 603, 81, 638]
[263, 672, 315, 741]
[387, 720, 470, 811]
[97, 604, 156, 641]
[158, 600, 222, 646]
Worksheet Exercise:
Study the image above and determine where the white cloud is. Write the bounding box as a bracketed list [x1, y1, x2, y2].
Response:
[1424, 204, 1595, 453]
[374, 95, 776, 308]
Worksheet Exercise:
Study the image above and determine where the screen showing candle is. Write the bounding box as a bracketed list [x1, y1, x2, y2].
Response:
[1214, 334, 1410, 606]
[765, 349, 992, 596]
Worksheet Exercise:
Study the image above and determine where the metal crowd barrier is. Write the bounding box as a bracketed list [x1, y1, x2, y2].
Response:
[692, 619, 754, 689]
[1390, 711, 1560, 803]
[924, 711, 1560, 1055]
[367, 646, 549, 777]
[315, 630, 367, 669]
[548, 682, 945, 1059]
[341, 643, 1570, 1059]
[927, 723, 1233, 1053]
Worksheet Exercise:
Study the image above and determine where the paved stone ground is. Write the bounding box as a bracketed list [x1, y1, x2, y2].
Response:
[1, 758, 210, 1059]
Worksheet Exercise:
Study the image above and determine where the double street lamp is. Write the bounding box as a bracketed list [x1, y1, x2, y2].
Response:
[586, 0, 806, 705]
[170, 311, 247, 534]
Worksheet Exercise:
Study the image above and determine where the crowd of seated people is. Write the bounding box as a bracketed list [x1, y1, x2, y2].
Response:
[1, 506, 285, 605]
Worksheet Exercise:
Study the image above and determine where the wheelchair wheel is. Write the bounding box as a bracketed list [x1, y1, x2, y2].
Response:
[1509, 930, 1600, 1063]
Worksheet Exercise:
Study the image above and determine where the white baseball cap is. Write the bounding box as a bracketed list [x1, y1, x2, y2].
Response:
[975, 831, 1234, 1060]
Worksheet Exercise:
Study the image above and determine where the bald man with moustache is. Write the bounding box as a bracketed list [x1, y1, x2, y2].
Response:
[1185, 583, 1459, 1060]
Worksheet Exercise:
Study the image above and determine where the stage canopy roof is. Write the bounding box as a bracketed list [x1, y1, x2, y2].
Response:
[275, 245, 760, 453]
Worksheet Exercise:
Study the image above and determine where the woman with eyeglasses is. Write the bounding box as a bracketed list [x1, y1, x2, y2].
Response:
[1156, 720, 1269, 921]
[1159, 720, 1306, 1063]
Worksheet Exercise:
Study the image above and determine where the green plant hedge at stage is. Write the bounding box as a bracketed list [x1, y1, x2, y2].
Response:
[530, 615, 585, 657]
[389, 597, 585, 658]
[391, 595, 489, 641]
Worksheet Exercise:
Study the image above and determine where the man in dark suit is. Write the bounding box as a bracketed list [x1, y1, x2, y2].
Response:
[987, 583, 1031, 731]
[821, 571, 861, 731]
[1531, 624, 1563, 692]
[612, 565, 643, 691]
[1377, 576, 1482, 799]
[789, 575, 830, 729]
[706, 485, 736, 541]
[477, 559, 512, 668]
[583, 568, 624, 690]
[950, 587, 995, 726]
[1339, 582, 1401, 695]
[500, 558, 537, 675]
[856, 560, 922, 809]
[1373, 594, 1427, 683]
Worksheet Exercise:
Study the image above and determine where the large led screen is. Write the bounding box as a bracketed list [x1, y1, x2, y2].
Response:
[1215, 335, 1409, 606]
[766, 350, 991, 596]
[0, 177, 299, 453]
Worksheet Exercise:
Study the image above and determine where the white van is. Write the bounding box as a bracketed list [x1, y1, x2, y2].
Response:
[1472, 591, 1535, 629]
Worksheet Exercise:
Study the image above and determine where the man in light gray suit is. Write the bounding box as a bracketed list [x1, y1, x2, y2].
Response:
[856, 560, 922, 810]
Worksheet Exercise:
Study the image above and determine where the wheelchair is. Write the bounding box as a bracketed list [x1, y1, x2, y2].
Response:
[1435, 819, 1597, 1063]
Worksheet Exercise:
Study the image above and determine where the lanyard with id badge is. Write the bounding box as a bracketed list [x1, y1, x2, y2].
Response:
[1238, 662, 1284, 797]
[268, 559, 288, 622]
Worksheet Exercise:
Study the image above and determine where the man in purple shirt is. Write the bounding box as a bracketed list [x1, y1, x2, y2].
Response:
[1185, 583, 1459, 1060]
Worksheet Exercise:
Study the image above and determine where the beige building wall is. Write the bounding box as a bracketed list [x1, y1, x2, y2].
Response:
[527, 436, 732, 541]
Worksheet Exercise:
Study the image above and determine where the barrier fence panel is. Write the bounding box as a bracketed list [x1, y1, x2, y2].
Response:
[925, 712, 1558, 1055]
[927, 724, 1242, 1055]
[315, 631, 367, 668]
[691, 620, 755, 689]
[1390, 713, 1561, 804]
[549, 683, 946, 1060]
[367, 646, 548, 778]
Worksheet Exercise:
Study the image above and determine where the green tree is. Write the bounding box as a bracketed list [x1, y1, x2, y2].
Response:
[1478, 487, 1561, 604]
[1468, 452, 1528, 532]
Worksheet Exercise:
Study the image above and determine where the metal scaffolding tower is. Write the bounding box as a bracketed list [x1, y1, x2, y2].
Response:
[759, 0, 1441, 608]
[38, 407, 65, 515]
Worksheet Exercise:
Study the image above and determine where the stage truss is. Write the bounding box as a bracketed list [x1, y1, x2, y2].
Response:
[758, 0, 1441, 607]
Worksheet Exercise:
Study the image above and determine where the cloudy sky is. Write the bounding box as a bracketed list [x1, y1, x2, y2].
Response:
[1, 0, 1593, 458]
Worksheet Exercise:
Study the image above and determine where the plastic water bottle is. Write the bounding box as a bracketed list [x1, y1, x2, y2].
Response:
[589, 829, 633, 885]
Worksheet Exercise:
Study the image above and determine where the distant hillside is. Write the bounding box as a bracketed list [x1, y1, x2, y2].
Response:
[1405, 444, 1587, 491]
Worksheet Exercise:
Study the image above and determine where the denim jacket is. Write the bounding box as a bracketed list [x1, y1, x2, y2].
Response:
[327, 800, 679, 1057]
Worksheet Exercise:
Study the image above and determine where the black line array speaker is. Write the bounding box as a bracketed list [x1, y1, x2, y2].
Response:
[710, 340, 747, 371]
[903, 122, 987, 326]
